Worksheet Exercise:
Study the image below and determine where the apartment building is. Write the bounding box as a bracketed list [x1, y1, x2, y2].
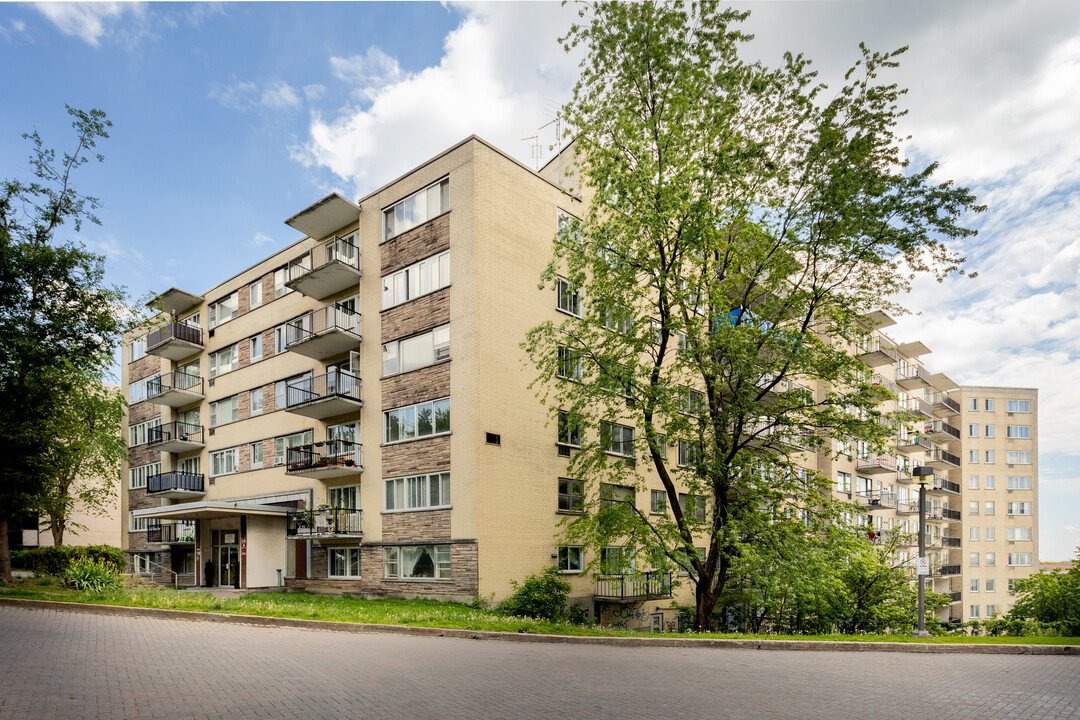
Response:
[121, 135, 1037, 628]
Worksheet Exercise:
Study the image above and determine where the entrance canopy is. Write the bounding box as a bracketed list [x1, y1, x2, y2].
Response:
[132, 500, 291, 521]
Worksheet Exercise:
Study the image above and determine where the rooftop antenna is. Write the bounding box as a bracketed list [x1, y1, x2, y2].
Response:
[527, 111, 564, 181]
[521, 134, 543, 170]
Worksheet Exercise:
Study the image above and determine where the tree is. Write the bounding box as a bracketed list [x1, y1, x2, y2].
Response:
[526, 2, 983, 631]
[34, 378, 126, 546]
[1007, 548, 1080, 636]
[0, 106, 126, 583]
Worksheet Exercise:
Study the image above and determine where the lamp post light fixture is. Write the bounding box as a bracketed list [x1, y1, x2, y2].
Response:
[912, 464, 935, 639]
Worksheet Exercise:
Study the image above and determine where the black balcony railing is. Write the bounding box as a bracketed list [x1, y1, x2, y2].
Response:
[925, 391, 961, 414]
[286, 440, 362, 472]
[147, 370, 204, 399]
[147, 472, 204, 495]
[898, 433, 933, 450]
[948, 591, 962, 602]
[943, 507, 962, 521]
[147, 521, 196, 544]
[288, 236, 360, 281]
[148, 421, 204, 448]
[286, 508, 362, 537]
[147, 321, 203, 351]
[934, 476, 961, 494]
[594, 572, 673, 601]
[286, 371, 361, 408]
[927, 447, 961, 467]
[942, 536, 962, 548]
[285, 303, 361, 347]
[926, 420, 961, 440]
[936, 564, 961, 577]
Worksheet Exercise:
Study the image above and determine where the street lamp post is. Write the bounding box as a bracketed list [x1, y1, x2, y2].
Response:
[912, 465, 935, 639]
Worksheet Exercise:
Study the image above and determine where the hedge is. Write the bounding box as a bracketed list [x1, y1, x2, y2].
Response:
[10, 545, 124, 576]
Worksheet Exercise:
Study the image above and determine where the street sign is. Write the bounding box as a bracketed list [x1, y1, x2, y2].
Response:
[916, 556, 930, 576]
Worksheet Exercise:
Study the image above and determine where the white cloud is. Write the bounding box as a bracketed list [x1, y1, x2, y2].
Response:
[210, 77, 303, 113]
[261, 80, 302, 111]
[32, 2, 134, 47]
[245, 232, 277, 248]
[304, 84, 326, 102]
[293, 2, 581, 194]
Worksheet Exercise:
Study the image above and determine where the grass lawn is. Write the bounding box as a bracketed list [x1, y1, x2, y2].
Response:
[2, 577, 1077, 645]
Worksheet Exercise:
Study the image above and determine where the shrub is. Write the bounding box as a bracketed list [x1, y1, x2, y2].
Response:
[11, 545, 124, 576]
[497, 567, 572, 621]
[65, 557, 123, 593]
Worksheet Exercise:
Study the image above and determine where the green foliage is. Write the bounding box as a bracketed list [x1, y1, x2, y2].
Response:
[64, 556, 122, 593]
[11, 544, 123, 577]
[1006, 548, 1080, 636]
[497, 567, 573, 621]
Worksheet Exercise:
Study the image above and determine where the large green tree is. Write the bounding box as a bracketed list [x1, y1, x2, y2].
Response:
[526, 2, 982, 631]
[1006, 549, 1080, 635]
[0, 106, 126, 583]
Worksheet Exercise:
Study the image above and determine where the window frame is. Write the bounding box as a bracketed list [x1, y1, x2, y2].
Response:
[558, 546, 583, 573]
[328, 547, 362, 579]
[556, 277, 582, 318]
[383, 472, 451, 513]
[558, 478, 584, 514]
[383, 397, 451, 444]
[382, 177, 450, 241]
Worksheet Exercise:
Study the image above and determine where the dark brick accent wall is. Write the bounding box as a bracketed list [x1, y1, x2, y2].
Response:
[380, 213, 450, 275]
[382, 361, 450, 410]
[128, 400, 159, 425]
[129, 355, 160, 383]
[380, 288, 450, 345]
[382, 435, 450, 479]
[382, 509, 451, 542]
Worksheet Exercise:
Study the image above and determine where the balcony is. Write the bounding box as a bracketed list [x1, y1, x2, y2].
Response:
[146, 321, 203, 361]
[286, 508, 362, 540]
[285, 235, 362, 300]
[855, 453, 897, 475]
[146, 471, 205, 499]
[857, 490, 899, 509]
[286, 440, 362, 479]
[926, 391, 961, 418]
[593, 572, 673, 603]
[929, 475, 961, 495]
[284, 302, 362, 360]
[896, 363, 932, 391]
[284, 371, 362, 420]
[936, 564, 961, 577]
[896, 433, 932, 453]
[942, 507, 962, 521]
[146, 520, 196, 545]
[869, 374, 898, 394]
[925, 447, 960, 469]
[146, 370, 204, 408]
[942, 536, 962, 548]
[855, 339, 898, 368]
[925, 420, 960, 443]
[948, 590, 962, 603]
[147, 421, 205, 453]
[899, 396, 932, 420]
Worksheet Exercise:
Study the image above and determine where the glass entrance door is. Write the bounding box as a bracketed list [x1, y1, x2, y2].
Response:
[218, 546, 239, 587]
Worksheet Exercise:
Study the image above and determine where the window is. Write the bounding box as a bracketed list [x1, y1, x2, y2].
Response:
[383, 544, 451, 580]
[986, 552, 996, 566]
[969, 527, 979, 541]
[557, 410, 583, 448]
[837, 472, 852, 493]
[250, 389, 263, 416]
[556, 277, 582, 317]
[986, 579, 996, 592]
[208, 292, 238, 329]
[968, 501, 979, 515]
[327, 422, 357, 445]
[970, 579, 979, 592]
[210, 448, 238, 477]
[1009, 579, 1017, 593]
[679, 493, 707, 522]
[1006, 425, 1031, 439]
[969, 552, 979, 566]
[558, 546, 583, 573]
[968, 398, 978, 411]
[128, 418, 161, 447]
[556, 346, 582, 382]
[129, 513, 150, 532]
[382, 325, 450, 376]
[209, 344, 238, 378]
[129, 462, 160, 490]
[985, 398, 994, 411]
[650, 490, 668, 514]
[986, 527, 995, 541]
[1007, 501, 1031, 516]
[558, 478, 584, 513]
[599, 304, 633, 334]
[969, 475, 979, 489]
[679, 440, 701, 467]
[275, 430, 313, 465]
[985, 450, 995, 464]
[985, 475, 995, 490]
[680, 387, 705, 416]
[129, 373, 161, 403]
[381, 250, 450, 310]
[384, 472, 451, 512]
[384, 398, 450, 443]
[600, 421, 634, 457]
[968, 450, 979, 464]
[599, 483, 635, 510]
[1007, 399, 1031, 413]
[329, 548, 361, 578]
[1008, 553, 1031, 567]
[968, 423, 978, 437]
[130, 335, 147, 362]
[250, 442, 263, 470]
[273, 267, 290, 299]
[1008, 527, 1032, 541]
[249, 281, 262, 309]
[970, 605, 980, 619]
[600, 547, 635, 574]
[985, 501, 995, 515]
[984, 424, 995, 437]
[210, 396, 239, 427]
[557, 209, 582, 246]
[986, 604, 997, 617]
[383, 178, 449, 240]
[249, 335, 262, 362]
[1007, 475, 1032, 490]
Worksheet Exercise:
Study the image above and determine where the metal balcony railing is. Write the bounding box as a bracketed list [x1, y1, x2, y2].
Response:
[285, 371, 361, 408]
[948, 591, 962, 602]
[286, 507, 362, 538]
[147, 370, 204, 399]
[147, 421, 205, 448]
[593, 572, 673, 601]
[933, 476, 961, 494]
[857, 490, 899, 509]
[147, 321, 203, 351]
[925, 391, 961, 414]
[897, 363, 932, 385]
[926, 447, 961, 467]
[942, 508, 962, 521]
[936, 564, 961, 577]
[926, 420, 961, 440]
[287, 235, 360, 281]
[942, 536, 962, 548]
[286, 440, 362, 472]
[147, 472, 204, 495]
[285, 303, 361, 346]
[146, 521, 196, 544]
[869, 374, 898, 394]
[855, 454, 898, 473]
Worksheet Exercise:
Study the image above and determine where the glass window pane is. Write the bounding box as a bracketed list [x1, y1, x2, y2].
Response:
[434, 398, 450, 433]
[416, 403, 433, 436]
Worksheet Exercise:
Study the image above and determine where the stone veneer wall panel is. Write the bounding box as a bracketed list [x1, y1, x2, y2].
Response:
[127, 400, 159, 425]
[380, 213, 451, 276]
[382, 435, 450, 479]
[381, 362, 450, 411]
[380, 289, 450, 345]
[381, 509, 451, 541]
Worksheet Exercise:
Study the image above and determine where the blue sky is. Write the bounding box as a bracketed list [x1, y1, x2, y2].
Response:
[2, 1, 1078, 561]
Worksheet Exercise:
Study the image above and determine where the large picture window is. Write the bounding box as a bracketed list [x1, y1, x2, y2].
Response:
[383, 325, 450, 376]
[329, 548, 361, 578]
[383, 178, 449, 240]
[558, 478, 584, 513]
[384, 472, 450, 512]
[1006, 451, 1031, 464]
[384, 398, 450, 443]
[129, 462, 161, 490]
[129, 418, 161, 447]
[600, 421, 634, 457]
[208, 292, 238, 329]
[381, 250, 450, 309]
[209, 344, 238, 378]
[210, 448, 238, 477]
[383, 544, 451, 580]
[1006, 399, 1031, 413]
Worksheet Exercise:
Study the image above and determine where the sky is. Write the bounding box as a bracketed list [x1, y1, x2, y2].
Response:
[1, 0, 1077, 561]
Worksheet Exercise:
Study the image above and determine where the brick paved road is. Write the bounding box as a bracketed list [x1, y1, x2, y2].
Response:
[1, 605, 1078, 720]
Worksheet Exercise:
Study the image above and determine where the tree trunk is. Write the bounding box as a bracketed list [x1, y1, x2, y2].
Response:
[0, 514, 14, 584]
[695, 582, 717, 632]
[50, 515, 65, 546]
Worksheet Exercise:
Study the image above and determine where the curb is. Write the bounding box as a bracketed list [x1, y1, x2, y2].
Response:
[2, 597, 1077, 655]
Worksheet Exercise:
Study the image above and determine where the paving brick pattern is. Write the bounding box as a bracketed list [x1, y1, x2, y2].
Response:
[1, 604, 1078, 720]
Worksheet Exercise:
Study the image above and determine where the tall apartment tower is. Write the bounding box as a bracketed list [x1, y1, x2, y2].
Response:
[121, 135, 1038, 628]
